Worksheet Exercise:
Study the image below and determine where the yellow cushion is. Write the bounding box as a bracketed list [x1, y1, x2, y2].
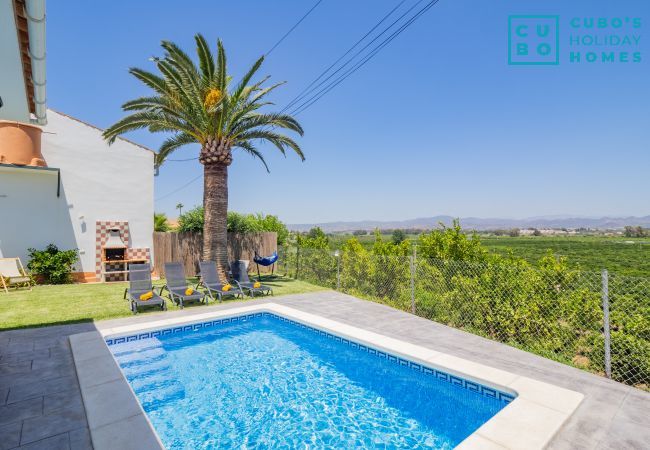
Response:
[139, 291, 153, 301]
[222, 284, 231, 292]
[253, 281, 261, 288]
[185, 287, 194, 296]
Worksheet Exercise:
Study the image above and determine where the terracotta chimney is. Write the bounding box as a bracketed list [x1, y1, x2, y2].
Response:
[0, 120, 46, 166]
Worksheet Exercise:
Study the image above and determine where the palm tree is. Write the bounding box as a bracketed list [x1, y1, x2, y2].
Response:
[103, 34, 304, 281]
[154, 213, 170, 232]
[176, 202, 184, 216]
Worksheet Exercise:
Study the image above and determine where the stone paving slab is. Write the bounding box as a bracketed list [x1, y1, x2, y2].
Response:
[2, 291, 649, 449]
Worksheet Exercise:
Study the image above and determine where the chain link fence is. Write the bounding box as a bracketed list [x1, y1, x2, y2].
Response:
[278, 246, 650, 391]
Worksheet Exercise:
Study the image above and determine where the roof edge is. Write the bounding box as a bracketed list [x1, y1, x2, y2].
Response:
[47, 108, 156, 155]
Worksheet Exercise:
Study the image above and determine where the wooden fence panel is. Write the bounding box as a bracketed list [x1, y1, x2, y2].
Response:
[153, 231, 277, 278]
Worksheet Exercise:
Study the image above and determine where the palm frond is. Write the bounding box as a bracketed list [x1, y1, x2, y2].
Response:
[156, 132, 197, 165]
[235, 141, 270, 172]
[195, 34, 215, 82]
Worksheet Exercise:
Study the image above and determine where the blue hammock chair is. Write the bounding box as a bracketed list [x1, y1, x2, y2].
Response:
[253, 251, 279, 278]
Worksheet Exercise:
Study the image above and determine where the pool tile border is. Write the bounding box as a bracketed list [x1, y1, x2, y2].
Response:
[72, 303, 584, 450]
[107, 312, 516, 405]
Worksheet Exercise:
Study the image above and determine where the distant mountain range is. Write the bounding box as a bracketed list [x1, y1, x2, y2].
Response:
[288, 215, 650, 232]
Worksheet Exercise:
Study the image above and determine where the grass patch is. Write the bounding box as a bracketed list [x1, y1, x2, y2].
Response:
[0, 276, 325, 331]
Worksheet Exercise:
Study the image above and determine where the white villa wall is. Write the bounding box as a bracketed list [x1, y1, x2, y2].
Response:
[0, 109, 154, 276]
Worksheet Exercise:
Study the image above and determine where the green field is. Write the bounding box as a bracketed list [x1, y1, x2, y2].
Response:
[326, 234, 650, 277]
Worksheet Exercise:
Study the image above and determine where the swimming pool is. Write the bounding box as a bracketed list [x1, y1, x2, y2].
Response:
[107, 312, 514, 449]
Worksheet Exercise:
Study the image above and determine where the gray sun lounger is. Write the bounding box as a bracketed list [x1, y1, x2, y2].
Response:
[161, 262, 207, 308]
[198, 261, 244, 302]
[123, 263, 166, 314]
[230, 260, 273, 297]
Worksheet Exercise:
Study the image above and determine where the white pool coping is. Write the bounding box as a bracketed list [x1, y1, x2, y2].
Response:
[70, 303, 584, 450]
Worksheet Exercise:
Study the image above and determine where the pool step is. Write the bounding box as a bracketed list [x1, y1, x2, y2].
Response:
[137, 382, 186, 410]
[121, 359, 173, 378]
[110, 341, 186, 410]
[114, 347, 167, 367]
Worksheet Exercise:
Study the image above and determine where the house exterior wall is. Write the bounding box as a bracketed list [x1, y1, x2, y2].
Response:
[0, 110, 154, 278]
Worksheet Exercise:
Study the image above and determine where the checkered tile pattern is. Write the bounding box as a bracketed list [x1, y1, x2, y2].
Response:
[127, 247, 151, 262]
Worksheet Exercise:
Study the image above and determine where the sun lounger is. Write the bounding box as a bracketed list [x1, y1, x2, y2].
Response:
[198, 261, 244, 302]
[123, 263, 166, 314]
[0, 257, 33, 293]
[230, 260, 273, 297]
[161, 262, 206, 308]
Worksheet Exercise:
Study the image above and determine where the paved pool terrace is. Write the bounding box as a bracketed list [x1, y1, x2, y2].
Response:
[0, 291, 648, 449]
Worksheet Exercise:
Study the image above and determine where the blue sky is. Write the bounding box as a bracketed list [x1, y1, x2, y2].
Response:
[47, 0, 649, 223]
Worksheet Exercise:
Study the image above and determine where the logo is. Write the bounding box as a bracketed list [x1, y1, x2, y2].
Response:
[508, 15, 560, 65]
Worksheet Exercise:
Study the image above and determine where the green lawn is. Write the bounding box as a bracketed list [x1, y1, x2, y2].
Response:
[0, 276, 325, 331]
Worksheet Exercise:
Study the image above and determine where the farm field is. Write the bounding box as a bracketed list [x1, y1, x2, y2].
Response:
[326, 234, 650, 277]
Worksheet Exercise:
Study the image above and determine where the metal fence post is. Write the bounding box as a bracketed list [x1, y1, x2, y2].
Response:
[335, 250, 340, 290]
[295, 245, 300, 280]
[601, 269, 612, 379]
[410, 250, 416, 314]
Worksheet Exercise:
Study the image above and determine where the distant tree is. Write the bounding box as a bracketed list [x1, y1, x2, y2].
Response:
[154, 213, 170, 232]
[176, 203, 184, 216]
[508, 228, 521, 237]
[532, 228, 542, 236]
[624, 226, 647, 238]
[299, 227, 329, 249]
[391, 229, 407, 244]
[418, 219, 487, 262]
[352, 230, 367, 236]
[493, 229, 507, 236]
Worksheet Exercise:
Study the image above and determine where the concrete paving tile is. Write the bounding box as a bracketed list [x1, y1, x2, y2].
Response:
[597, 419, 650, 450]
[0, 397, 42, 425]
[7, 375, 76, 404]
[18, 432, 70, 450]
[31, 355, 74, 372]
[74, 354, 123, 389]
[33, 336, 70, 351]
[43, 389, 84, 415]
[0, 361, 32, 376]
[90, 414, 163, 450]
[0, 362, 76, 390]
[82, 378, 142, 430]
[20, 406, 86, 445]
[69, 338, 113, 365]
[611, 388, 650, 427]
[68, 427, 93, 450]
[0, 419, 22, 450]
[2, 340, 34, 355]
[0, 349, 49, 365]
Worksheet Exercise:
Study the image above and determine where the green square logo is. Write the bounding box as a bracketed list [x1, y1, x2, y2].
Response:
[508, 15, 560, 65]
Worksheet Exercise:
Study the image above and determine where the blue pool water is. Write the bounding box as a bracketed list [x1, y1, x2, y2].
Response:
[108, 314, 511, 449]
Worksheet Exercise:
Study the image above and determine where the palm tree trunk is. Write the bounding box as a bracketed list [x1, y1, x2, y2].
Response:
[202, 163, 229, 282]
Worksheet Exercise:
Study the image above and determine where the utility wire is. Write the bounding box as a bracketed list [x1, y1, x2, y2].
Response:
[290, 0, 440, 116]
[281, 0, 407, 113]
[266, 0, 324, 56]
[155, 174, 202, 201]
[282, 0, 416, 114]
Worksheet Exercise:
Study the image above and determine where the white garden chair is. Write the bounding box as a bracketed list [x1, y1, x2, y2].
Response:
[0, 257, 33, 293]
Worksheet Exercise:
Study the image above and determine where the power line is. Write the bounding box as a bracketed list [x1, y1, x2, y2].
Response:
[282, 0, 415, 114]
[155, 174, 202, 201]
[166, 156, 198, 162]
[290, 0, 440, 116]
[266, 0, 325, 56]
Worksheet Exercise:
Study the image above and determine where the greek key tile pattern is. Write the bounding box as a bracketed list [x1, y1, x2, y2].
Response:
[106, 312, 516, 404]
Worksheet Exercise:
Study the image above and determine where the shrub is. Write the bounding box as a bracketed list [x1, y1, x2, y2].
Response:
[177, 206, 289, 244]
[27, 244, 79, 284]
[154, 213, 170, 232]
